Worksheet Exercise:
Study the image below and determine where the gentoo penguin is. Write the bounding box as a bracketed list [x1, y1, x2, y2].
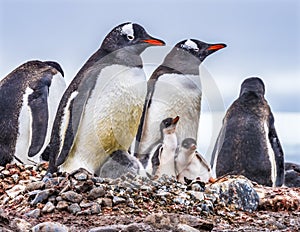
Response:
[44, 22, 165, 174]
[175, 138, 214, 183]
[0, 60, 66, 166]
[145, 116, 179, 177]
[135, 39, 226, 163]
[99, 150, 147, 179]
[211, 77, 284, 187]
[284, 162, 300, 187]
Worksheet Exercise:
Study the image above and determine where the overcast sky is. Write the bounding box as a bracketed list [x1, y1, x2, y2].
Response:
[0, 0, 299, 112]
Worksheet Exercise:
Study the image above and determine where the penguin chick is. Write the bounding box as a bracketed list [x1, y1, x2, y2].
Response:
[175, 138, 213, 183]
[145, 116, 179, 177]
[98, 150, 146, 179]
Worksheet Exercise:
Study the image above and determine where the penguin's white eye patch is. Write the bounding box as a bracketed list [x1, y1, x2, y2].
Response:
[121, 23, 134, 40]
[182, 39, 199, 52]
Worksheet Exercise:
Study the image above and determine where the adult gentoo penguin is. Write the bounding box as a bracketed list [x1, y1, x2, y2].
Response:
[145, 116, 179, 177]
[211, 77, 284, 187]
[175, 138, 214, 183]
[44, 22, 165, 174]
[0, 60, 66, 166]
[135, 39, 226, 163]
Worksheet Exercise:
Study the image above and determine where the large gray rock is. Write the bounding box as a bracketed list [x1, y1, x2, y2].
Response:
[207, 175, 259, 212]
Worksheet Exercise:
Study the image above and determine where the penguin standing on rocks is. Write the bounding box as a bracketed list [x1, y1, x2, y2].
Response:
[175, 138, 214, 183]
[145, 116, 180, 177]
[211, 77, 284, 187]
[135, 39, 226, 164]
[0, 61, 66, 166]
[44, 22, 165, 174]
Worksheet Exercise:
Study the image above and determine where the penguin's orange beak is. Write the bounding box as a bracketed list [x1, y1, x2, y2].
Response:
[142, 38, 165, 46]
[207, 43, 226, 51]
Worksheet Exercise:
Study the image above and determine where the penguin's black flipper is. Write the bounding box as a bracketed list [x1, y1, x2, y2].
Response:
[55, 68, 97, 166]
[28, 75, 51, 157]
[268, 112, 284, 186]
[134, 78, 156, 157]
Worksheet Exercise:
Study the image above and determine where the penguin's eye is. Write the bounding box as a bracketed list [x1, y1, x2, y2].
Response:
[127, 35, 134, 41]
[194, 48, 199, 52]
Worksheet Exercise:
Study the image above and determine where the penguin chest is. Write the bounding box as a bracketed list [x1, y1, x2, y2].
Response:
[73, 65, 146, 167]
[143, 74, 201, 151]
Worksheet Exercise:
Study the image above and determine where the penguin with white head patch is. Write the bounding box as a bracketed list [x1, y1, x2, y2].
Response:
[145, 116, 179, 177]
[135, 39, 226, 164]
[175, 138, 214, 183]
[44, 22, 165, 174]
[211, 77, 284, 187]
[0, 60, 66, 166]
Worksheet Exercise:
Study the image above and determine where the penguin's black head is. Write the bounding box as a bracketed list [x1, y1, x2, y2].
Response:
[160, 116, 179, 134]
[181, 138, 197, 150]
[44, 61, 64, 77]
[176, 39, 226, 62]
[101, 22, 165, 55]
[240, 77, 265, 97]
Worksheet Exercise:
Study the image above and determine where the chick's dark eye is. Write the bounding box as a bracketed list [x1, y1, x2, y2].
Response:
[127, 35, 134, 41]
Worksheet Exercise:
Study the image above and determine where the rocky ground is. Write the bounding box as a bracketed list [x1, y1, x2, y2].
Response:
[0, 163, 299, 232]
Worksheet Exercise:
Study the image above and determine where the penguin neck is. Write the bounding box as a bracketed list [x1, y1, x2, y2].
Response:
[162, 48, 201, 75]
[76, 48, 143, 78]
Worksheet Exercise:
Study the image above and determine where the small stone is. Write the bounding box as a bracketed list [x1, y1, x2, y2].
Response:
[5, 184, 26, 198]
[11, 174, 19, 183]
[88, 186, 105, 200]
[30, 189, 53, 205]
[32, 222, 69, 232]
[101, 198, 112, 207]
[177, 224, 199, 232]
[25, 209, 40, 218]
[75, 179, 94, 192]
[11, 218, 32, 232]
[74, 172, 88, 181]
[42, 202, 55, 213]
[80, 199, 94, 208]
[68, 203, 81, 214]
[91, 176, 104, 184]
[61, 191, 83, 203]
[26, 181, 45, 192]
[90, 203, 101, 214]
[113, 196, 126, 205]
[56, 201, 69, 210]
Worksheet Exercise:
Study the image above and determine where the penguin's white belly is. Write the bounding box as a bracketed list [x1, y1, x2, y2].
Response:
[14, 87, 33, 164]
[140, 74, 201, 154]
[61, 65, 146, 173]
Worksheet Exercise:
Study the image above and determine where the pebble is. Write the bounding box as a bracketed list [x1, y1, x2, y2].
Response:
[42, 202, 55, 213]
[113, 196, 126, 205]
[101, 198, 113, 207]
[31, 222, 69, 232]
[61, 191, 83, 203]
[68, 203, 81, 214]
[88, 186, 105, 200]
[25, 181, 45, 192]
[25, 209, 40, 218]
[56, 201, 69, 210]
[30, 189, 53, 205]
[5, 184, 26, 198]
[11, 218, 32, 232]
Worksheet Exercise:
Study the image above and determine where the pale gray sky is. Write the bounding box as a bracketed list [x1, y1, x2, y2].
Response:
[0, 0, 299, 111]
